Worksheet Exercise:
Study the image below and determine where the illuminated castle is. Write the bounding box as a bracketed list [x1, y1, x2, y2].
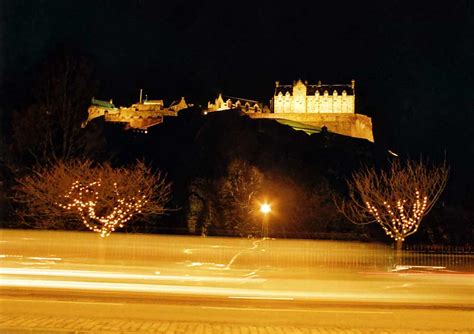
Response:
[82, 95, 189, 131]
[84, 80, 373, 142]
[207, 79, 374, 142]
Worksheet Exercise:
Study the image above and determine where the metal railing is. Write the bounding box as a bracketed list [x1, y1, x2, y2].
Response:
[1, 229, 472, 272]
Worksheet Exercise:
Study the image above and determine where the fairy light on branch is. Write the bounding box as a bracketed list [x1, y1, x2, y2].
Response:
[58, 179, 148, 237]
[14, 159, 171, 234]
[364, 188, 429, 242]
[338, 158, 449, 252]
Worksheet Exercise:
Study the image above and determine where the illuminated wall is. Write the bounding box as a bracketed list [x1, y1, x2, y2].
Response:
[273, 79, 355, 114]
[248, 112, 374, 142]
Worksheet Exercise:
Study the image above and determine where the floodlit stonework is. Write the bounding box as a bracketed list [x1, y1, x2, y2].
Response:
[207, 94, 267, 113]
[85, 80, 373, 142]
[82, 96, 189, 130]
[272, 79, 355, 114]
[249, 112, 373, 142]
[207, 79, 374, 142]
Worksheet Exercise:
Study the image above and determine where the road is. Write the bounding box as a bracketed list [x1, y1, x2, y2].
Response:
[0, 229, 473, 333]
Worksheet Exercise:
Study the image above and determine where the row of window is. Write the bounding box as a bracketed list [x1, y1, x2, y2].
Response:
[277, 90, 348, 97]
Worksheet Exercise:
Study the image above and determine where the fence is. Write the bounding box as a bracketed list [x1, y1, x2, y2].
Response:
[1, 229, 473, 272]
[399, 244, 473, 269]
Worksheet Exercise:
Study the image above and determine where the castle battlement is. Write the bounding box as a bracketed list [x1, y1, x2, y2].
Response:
[82, 96, 189, 130]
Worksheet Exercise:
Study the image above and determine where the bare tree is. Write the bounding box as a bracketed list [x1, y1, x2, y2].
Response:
[13, 160, 172, 237]
[12, 48, 97, 164]
[217, 159, 264, 237]
[337, 158, 449, 251]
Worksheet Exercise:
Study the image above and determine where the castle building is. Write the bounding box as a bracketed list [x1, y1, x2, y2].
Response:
[272, 79, 355, 114]
[82, 96, 189, 130]
[207, 94, 266, 113]
[207, 79, 374, 142]
[85, 80, 374, 141]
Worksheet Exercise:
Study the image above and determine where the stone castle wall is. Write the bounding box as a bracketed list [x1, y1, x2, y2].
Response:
[248, 112, 374, 142]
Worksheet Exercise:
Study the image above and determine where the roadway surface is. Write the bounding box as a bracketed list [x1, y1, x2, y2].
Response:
[0, 229, 473, 333]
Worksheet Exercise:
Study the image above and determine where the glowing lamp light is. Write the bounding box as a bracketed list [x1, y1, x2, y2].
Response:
[260, 203, 271, 215]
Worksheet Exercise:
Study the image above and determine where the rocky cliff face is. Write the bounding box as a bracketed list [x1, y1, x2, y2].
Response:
[249, 112, 374, 142]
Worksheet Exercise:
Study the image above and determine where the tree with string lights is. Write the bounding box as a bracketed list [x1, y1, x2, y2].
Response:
[337, 158, 449, 253]
[13, 160, 172, 237]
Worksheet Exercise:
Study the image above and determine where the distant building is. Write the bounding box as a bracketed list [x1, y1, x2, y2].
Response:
[206, 79, 374, 142]
[207, 94, 268, 114]
[169, 97, 189, 112]
[82, 96, 189, 131]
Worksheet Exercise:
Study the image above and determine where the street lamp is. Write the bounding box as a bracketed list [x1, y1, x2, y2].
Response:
[260, 202, 271, 239]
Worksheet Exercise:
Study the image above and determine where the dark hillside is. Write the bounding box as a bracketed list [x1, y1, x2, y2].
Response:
[90, 109, 388, 240]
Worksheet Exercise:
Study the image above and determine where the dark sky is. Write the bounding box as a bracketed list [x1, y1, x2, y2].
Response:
[1, 0, 473, 168]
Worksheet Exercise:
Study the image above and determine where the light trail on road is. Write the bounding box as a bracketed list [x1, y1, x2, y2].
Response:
[2, 270, 473, 306]
[1, 230, 473, 307]
[0, 278, 394, 301]
[1, 230, 473, 332]
[0, 267, 266, 284]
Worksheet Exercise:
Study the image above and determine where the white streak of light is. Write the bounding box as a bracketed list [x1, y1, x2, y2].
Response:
[0, 278, 409, 302]
[0, 268, 265, 284]
[0, 298, 124, 306]
[228, 296, 293, 300]
[0, 279, 276, 297]
[201, 306, 393, 314]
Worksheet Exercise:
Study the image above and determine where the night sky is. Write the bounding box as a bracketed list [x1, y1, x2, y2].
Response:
[1, 1, 473, 178]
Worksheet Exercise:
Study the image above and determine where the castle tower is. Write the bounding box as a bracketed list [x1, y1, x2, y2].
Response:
[292, 79, 307, 113]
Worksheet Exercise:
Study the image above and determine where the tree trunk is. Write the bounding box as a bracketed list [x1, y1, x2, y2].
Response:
[394, 239, 403, 267]
[97, 236, 106, 265]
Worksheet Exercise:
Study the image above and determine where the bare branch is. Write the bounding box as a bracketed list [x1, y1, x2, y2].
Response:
[12, 160, 172, 236]
[337, 158, 449, 244]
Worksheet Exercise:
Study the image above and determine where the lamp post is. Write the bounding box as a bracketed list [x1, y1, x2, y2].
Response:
[260, 203, 271, 239]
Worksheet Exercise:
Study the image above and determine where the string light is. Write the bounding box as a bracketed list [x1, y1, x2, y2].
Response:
[365, 188, 428, 242]
[57, 180, 148, 237]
